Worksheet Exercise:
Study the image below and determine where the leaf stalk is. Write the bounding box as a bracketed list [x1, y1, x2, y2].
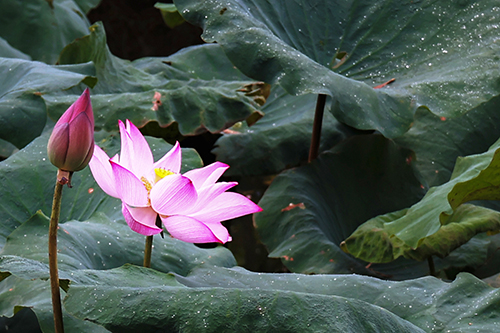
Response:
[308, 94, 327, 162]
[428, 256, 436, 277]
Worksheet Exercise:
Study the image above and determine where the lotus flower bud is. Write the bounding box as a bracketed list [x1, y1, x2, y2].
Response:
[47, 88, 94, 175]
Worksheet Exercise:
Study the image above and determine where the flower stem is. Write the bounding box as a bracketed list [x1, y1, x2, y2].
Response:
[308, 94, 327, 163]
[49, 180, 64, 333]
[143, 236, 153, 268]
[428, 255, 436, 277]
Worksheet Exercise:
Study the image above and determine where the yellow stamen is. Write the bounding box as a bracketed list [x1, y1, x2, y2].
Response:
[154, 168, 174, 183]
[141, 176, 152, 205]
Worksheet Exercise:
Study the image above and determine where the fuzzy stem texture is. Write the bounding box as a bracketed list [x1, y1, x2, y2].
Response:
[49, 180, 64, 333]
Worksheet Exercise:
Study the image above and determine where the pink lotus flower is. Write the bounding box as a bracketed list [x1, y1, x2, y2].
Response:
[47, 88, 94, 172]
[89, 119, 262, 243]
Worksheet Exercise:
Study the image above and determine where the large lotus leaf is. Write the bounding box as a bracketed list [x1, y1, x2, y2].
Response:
[174, 0, 500, 138]
[73, 0, 102, 14]
[214, 85, 361, 176]
[155, 2, 186, 29]
[348, 137, 500, 253]
[253, 134, 436, 279]
[49, 23, 264, 135]
[0, 212, 235, 277]
[173, 265, 500, 332]
[0, 37, 30, 60]
[472, 233, 500, 279]
[0, 139, 18, 161]
[216, 84, 500, 180]
[341, 204, 500, 263]
[0, 0, 93, 64]
[0, 130, 203, 249]
[0, 308, 43, 333]
[395, 98, 500, 188]
[0, 58, 95, 148]
[483, 272, 500, 288]
[63, 264, 424, 333]
[0, 275, 108, 332]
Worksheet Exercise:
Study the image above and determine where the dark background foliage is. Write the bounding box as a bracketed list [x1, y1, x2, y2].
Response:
[88, 0, 203, 60]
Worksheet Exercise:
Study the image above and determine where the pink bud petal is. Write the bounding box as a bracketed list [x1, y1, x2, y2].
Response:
[58, 88, 92, 124]
[122, 204, 162, 236]
[161, 215, 231, 243]
[150, 174, 198, 215]
[47, 123, 69, 168]
[47, 88, 94, 172]
[66, 111, 94, 170]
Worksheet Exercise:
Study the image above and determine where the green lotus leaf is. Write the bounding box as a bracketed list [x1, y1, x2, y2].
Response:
[155, 2, 186, 29]
[342, 136, 500, 265]
[0, 308, 44, 333]
[0, 0, 93, 64]
[73, 0, 102, 14]
[214, 85, 360, 176]
[0, 275, 108, 332]
[63, 264, 424, 333]
[0, 139, 18, 160]
[49, 23, 264, 136]
[0, 37, 30, 60]
[483, 272, 500, 288]
[175, 0, 500, 138]
[377, 137, 500, 249]
[341, 204, 500, 263]
[0, 212, 235, 278]
[395, 99, 500, 188]
[0, 58, 95, 149]
[254, 134, 435, 279]
[173, 265, 500, 332]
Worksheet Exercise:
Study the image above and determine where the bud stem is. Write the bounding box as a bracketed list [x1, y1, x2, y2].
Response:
[56, 169, 73, 188]
[49, 180, 65, 333]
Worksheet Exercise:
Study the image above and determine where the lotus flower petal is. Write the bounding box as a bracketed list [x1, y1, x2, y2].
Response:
[161, 215, 231, 243]
[184, 181, 237, 214]
[122, 204, 162, 236]
[190, 192, 262, 223]
[110, 161, 149, 207]
[152, 141, 182, 174]
[150, 174, 198, 215]
[88, 145, 118, 198]
[184, 161, 229, 189]
[118, 120, 154, 176]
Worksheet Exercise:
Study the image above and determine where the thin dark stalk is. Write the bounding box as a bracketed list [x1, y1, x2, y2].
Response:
[143, 235, 153, 268]
[308, 94, 327, 163]
[49, 181, 64, 333]
[428, 256, 436, 277]
[144, 216, 163, 268]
